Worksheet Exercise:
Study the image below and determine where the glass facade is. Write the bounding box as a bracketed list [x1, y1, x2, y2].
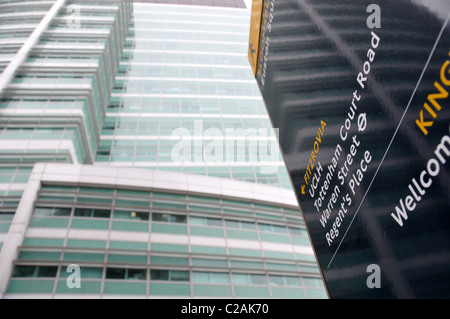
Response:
[8, 182, 325, 298]
[0, 0, 327, 299]
[97, 3, 292, 188]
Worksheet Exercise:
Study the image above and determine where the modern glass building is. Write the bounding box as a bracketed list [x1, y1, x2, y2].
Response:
[0, 0, 328, 298]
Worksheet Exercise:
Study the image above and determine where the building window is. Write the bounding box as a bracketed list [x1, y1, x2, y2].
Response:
[74, 208, 111, 219]
[232, 273, 267, 285]
[12, 265, 58, 278]
[269, 275, 301, 287]
[258, 223, 288, 234]
[113, 210, 149, 221]
[193, 271, 230, 284]
[189, 216, 222, 227]
[34, 207, 71, 216]
[106, 267, 147, 280]
[152, 212, 186, 224]
[150, 269, 189, 282]
[225, 219, 256, 230]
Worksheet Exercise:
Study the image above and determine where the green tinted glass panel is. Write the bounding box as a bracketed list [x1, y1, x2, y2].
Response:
[7, 279, 55, 293]
[109, 241, 148, 251]
[271, 287, 305, 299]
[255, 212, 284, 221]
[189, 205, 221, 213]
[226, 229, 258, 240]
[291, 237, 312, 246]
[59, 267, 103, 279]
[263, 251, 294, 260]
[63, 252, 105, 262]
[191, 258, 228, 268]
[296, 254, 317, 263]
[302, 277, 324, 287]
[152, 202, 186, 210]
[260, 233, 290, 244]
[222, 199, 252, 208]
[230, 260, 264, 270]
[299, 265, 321, 273]
[103, 282, 146, 295]
[18, 251, 61, 261]
[191, 246, 226, 255]
[150, 256, 189, 266]
[116, 189, 150, 197]
[223, 208, 253, 217]
[79, 187, 114, 194]
[234, 286, 271, 298]
[0, 223, 11, 232]
[77, 197, 113, 205]
[111, 221, 149, 232]
[114, 210, 149, 221]
[188, 196, 220, 205]
[22, 238, 64, 247]
[115, 199, 149, 207]
[152, 192, 186, 200]
[29, 217, 69, 228]
[55, 280, 101, 294]
[66, 239, 106, 249]
[266, 263, 298, 272]
[305, 288, 328, 299]
[108, 254, 147, 264]
[254, 203, 281, 212]
[151, 223, 187, 235]
[193, 284, 232, 297]
[150, 283, 190, 296]
[150, 243, 188, 253]
[39, 196, 74, 202]
[71, 219, 110, 230]
[228, 248, 261, 258]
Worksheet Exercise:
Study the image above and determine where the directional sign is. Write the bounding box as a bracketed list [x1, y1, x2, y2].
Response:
[250, 0, 450, 298]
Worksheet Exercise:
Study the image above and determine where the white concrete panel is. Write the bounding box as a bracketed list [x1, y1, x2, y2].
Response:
[26, 228, 67, 239]
[37, 164, 299, 209]
[261, 241, 295, 253]
[226, 238, 261, 250]
[41, 174, 79, 184]
[109, 230, 149, 243]
[81, 165, 118, 178]
[189, 236, 226, 247]
[293, 245, 315, 255]
[67, 229, 109, 241]
[40, 162, 80, 175]
[115, 167, 154, 181]
[77, 174, 116, 186]
[150, 233, 189, 245]
[115, 177, 152, 189]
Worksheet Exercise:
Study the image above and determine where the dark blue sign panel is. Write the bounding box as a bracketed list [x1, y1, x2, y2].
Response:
[255, 0, 450, 298]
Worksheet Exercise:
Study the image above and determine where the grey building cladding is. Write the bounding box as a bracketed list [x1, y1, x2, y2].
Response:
[255, 0, 450, 298]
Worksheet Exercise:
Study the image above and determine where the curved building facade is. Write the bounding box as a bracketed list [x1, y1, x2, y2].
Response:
[0, 163, 326, 298]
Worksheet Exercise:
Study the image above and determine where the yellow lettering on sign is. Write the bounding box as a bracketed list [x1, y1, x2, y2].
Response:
[416, 51, 450, 135]
[248, 0, 264, 77]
